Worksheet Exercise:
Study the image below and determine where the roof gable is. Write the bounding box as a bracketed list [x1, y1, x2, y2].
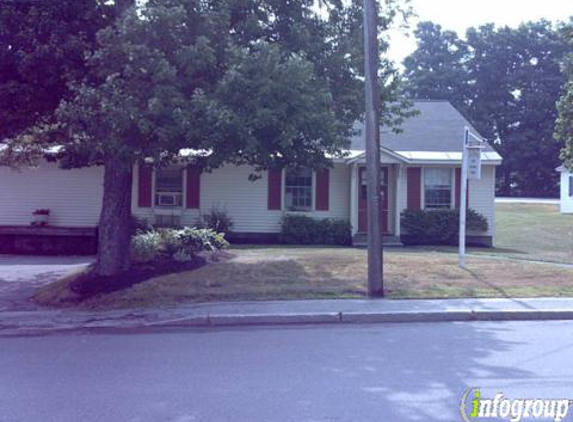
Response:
[350, 100, 496, 154]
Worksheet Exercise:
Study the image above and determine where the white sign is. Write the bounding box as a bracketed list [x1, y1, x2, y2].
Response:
[467, 146, 482, 180]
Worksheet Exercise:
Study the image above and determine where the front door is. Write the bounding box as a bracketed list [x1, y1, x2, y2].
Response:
[358, 167, 389, 233]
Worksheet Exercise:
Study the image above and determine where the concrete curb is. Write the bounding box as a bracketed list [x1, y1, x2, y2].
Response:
[4, 306, 573, 337]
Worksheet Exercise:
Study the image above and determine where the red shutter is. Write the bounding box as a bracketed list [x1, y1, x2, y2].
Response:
[315, 168, 330, 211]
[455, 167, 469, 209]
[407, 167, 422, 210]
[186, 165, 201, 209]
[138, 164, 153, 208]
[267, 168, 282, 210]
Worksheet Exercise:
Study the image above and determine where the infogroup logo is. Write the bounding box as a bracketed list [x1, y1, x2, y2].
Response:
[460, 388, 571, 422]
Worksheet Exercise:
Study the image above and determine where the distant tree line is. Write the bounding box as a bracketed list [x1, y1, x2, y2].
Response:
[403, 20, 572, 197]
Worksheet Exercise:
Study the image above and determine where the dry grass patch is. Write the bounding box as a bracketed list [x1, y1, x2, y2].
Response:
[35, 247, 573, 310]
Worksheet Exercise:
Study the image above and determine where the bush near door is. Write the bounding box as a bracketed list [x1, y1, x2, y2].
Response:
[401, 208, 488, 245]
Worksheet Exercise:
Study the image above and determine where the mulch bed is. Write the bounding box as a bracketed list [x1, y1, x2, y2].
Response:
[69, 256, 207, 299]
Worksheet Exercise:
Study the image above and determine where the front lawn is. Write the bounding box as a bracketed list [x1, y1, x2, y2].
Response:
[491, 203, 573, 263]
[35, 247, 573, 310]
[34, 202, 573, 310]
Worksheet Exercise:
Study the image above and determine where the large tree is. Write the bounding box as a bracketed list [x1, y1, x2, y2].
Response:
[556, 24, 573, 169]
[3, 0, 412, 277]
[404, 20, 569, 197]
[403, 21, 469, 107]
[0, 0, 130, 143]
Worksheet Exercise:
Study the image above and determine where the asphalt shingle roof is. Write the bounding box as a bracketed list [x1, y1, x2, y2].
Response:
[350, 100, 496, 153]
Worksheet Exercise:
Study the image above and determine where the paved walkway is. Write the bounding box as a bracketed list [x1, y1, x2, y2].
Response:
[0, 255, 92, 311]
[5, 297, 573, 337]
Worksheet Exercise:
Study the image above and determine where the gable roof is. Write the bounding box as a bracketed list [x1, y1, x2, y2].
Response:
[350, 100, 498, 154]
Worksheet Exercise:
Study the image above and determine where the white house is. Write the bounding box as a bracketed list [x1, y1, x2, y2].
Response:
[557, 166, 573, 214]
[0, 101, 502, 252]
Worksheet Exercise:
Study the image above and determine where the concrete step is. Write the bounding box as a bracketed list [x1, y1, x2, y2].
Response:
[352, 234, 403, 247]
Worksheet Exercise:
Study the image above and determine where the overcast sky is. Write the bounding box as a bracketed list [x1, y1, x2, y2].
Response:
[387, 0, 573, 66]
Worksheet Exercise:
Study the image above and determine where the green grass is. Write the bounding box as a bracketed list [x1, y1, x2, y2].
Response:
[35, 247, 573, 310]
[33, 202, 573, 310]
[488, 203, 573, 264]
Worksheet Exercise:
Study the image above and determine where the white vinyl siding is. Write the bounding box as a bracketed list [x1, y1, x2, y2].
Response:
[131, 163, 350, 233]
[0, 160, 497, 238]
[467, 165, 496, 236]
[0, 162, 104, 227]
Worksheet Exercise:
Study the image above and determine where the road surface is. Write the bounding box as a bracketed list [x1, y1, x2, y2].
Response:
[2, 321, 573, 422]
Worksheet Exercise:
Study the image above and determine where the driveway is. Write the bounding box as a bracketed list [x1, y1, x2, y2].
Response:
[0, 255, 92, 311]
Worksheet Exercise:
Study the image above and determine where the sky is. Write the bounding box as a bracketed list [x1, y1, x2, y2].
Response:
[387, 0, 573, 66]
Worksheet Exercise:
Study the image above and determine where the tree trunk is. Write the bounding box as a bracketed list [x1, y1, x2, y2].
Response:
[95, 157, 134, 276]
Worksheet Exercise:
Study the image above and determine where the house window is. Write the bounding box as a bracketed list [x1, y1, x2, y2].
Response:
[155, 166, 183, 207]
[570, 176, 573, 197]
[285, 168, 313, 211]
[424, 168, 453, 209]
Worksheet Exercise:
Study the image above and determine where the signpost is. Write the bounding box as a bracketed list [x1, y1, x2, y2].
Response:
[459, 126, 484, 268]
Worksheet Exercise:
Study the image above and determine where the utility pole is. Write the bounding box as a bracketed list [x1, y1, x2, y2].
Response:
[363, 0, 383, 297]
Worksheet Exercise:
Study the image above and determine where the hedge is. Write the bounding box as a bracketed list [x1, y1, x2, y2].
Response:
[280, 215, 352, 246]
[401, 208, 488, 245]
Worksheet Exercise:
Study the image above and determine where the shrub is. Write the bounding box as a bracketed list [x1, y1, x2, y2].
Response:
[280, 216, 352, 246]
[158, 228, 183, 257]
[130, 215, 152, 235]
[131, 227, 229, 263]
[177, 227, 230, 255]
[130, 231, 161, 262]
[173, 249, 193, 262]
[401, 208, 488, 245]
[202, 207, 233, 233]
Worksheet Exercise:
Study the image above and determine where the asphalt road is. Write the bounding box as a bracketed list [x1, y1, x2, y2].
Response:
[2, 321, 573, 422]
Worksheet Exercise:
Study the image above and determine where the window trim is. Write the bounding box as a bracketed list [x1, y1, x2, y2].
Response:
[422, 167, 454, 210]
[283, 167, 315, 212]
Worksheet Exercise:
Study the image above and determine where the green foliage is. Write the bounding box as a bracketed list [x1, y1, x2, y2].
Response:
[202, 208, 233, 233]
[0, 1, 123, 142]
[403, 22, 469, 105]
[401, 208, 489, 245]
[404, 20, 570, 197]
[1, 0, 413, 276]
[130, 231, 161, 262]
[131, 227, 229, 262]
[158, 228, 183, 257]
[280, 215, 352, 246]
[177, 227, 230, 255]
[556, 24, 573, 170]
[130, 215, 152, 235]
